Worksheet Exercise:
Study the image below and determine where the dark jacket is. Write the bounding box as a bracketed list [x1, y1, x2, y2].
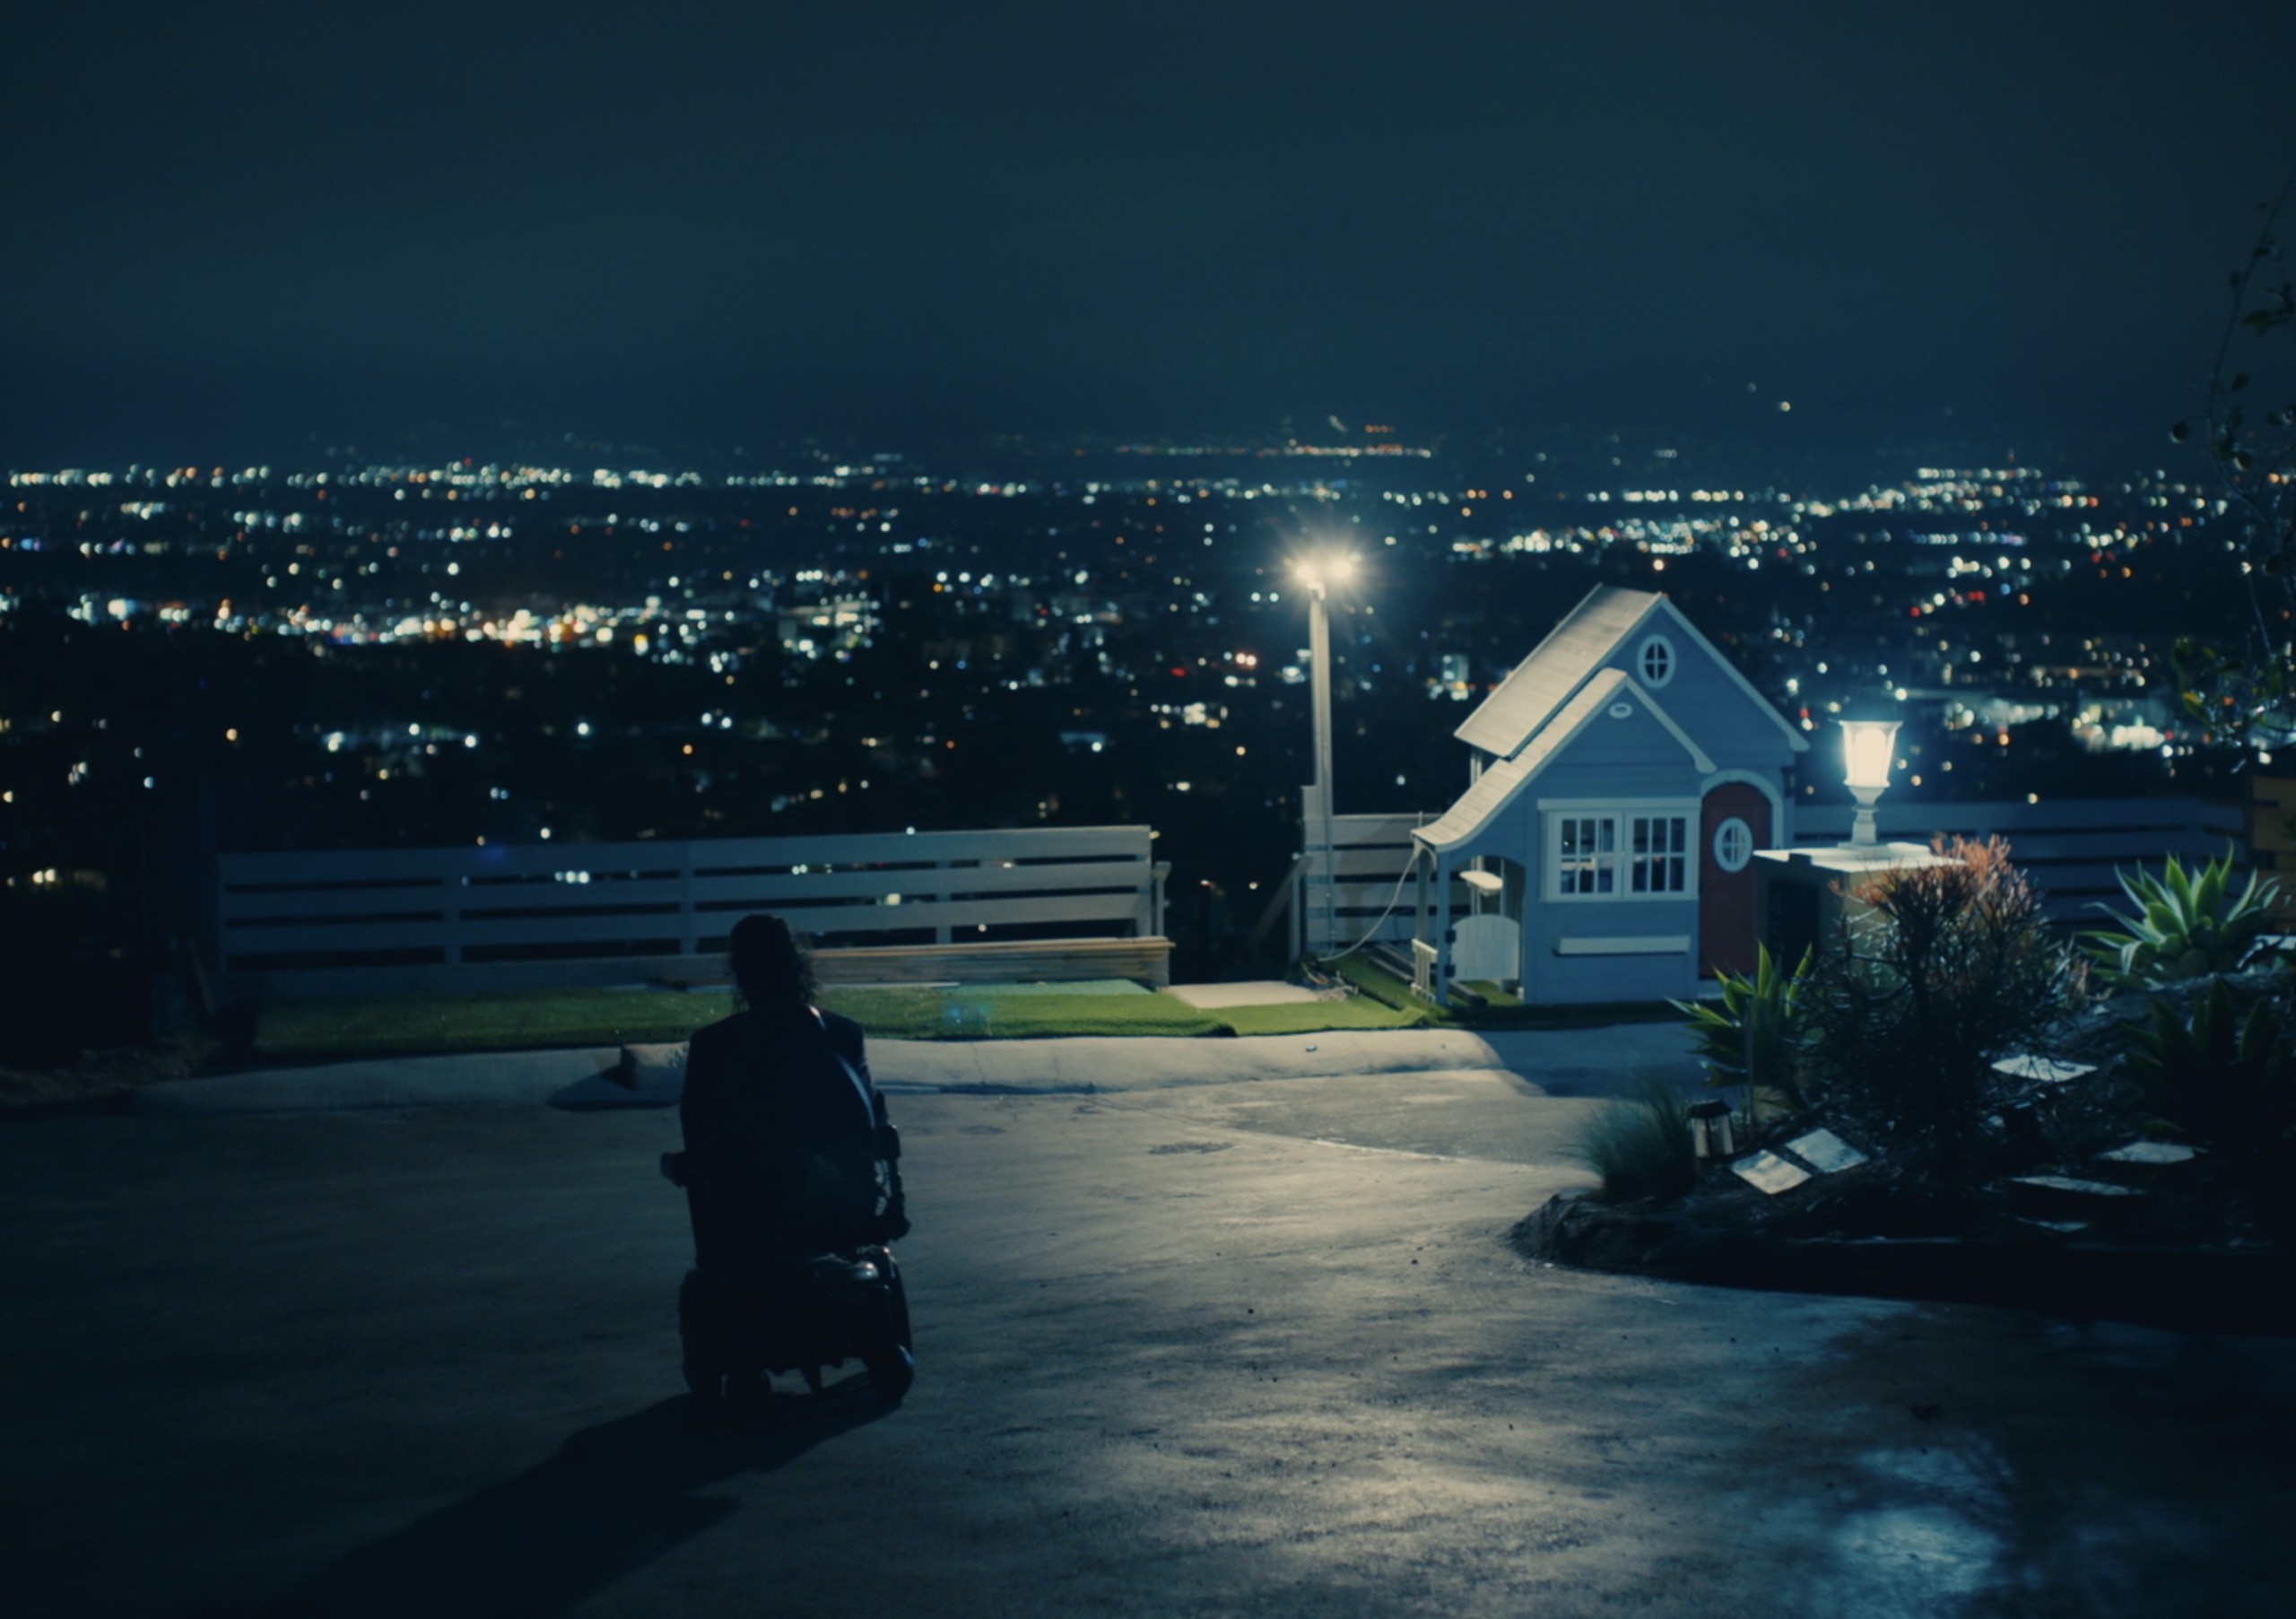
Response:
[680, 1005, 880, 1261]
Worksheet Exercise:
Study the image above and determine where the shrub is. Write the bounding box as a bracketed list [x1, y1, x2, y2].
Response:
[1674, 942, 1810, 1118]
[1572, 1076, 1699, 1204]
[2085, 849, 2284, 988]
[2126, 976, 2296, 1165]
[1801, 836, 2085, 1178]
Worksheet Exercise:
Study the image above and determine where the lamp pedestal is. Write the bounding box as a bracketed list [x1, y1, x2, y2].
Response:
[1848, 783, 1886, 848]
[1752, 840, 1949, 968]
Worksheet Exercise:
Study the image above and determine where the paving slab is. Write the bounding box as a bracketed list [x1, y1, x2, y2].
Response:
[1161, 980, 1326, 1008]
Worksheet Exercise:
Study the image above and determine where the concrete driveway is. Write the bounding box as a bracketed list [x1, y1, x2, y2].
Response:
[5, 1030, 2293, 1618]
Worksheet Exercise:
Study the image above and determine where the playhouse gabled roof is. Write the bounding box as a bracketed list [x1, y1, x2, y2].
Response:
[1454, 585, 1808, 761]
[1413, 669, 1714, 855]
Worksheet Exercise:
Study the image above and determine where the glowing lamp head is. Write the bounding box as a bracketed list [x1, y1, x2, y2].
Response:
[1840, 718, 1901, 792]
[1839, 716, 1902, 846]
[1293, 553, 1357, 594]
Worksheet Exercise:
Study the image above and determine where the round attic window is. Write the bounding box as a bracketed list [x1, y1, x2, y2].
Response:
[1638, 634, 1675, 687]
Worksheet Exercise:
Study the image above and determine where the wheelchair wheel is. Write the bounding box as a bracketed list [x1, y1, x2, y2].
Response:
[679, 1271, 726, 1412]
[865, 1344, 915, 1401]
[865, 1268, 916, 1400]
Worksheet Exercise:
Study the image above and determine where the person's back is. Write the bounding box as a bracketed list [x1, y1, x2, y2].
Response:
[679, 916, 883, 1265]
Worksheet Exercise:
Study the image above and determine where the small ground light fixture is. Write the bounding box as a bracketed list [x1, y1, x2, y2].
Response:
[1688, 1097, 1737, 1162]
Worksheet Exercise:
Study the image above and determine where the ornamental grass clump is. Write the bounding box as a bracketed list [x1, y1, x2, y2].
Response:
[1802, 836, 2085, 1179]
[1571, 1076, 1699, 1204]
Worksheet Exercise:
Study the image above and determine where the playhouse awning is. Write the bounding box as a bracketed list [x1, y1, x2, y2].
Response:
[1414, 670, 1715, 856]
[1454, 586, 1659, 759]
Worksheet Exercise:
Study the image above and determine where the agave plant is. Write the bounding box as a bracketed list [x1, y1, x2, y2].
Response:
[2126, 977, 2296, 1162]
[1674, 943, 1810, 1115]
[2085, 849, 2285, 988]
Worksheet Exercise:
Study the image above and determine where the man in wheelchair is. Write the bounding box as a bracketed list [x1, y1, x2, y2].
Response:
[663, 914, 912, 1407]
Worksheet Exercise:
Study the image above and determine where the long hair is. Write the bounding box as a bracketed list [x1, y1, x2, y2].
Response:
[726, 913, 816, 1017]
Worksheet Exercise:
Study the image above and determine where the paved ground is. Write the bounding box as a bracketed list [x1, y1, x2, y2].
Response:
[6, 1029, 2295, 1618]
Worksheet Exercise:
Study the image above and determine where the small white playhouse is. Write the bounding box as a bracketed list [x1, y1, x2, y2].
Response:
[1408, 586, 1808, 1006]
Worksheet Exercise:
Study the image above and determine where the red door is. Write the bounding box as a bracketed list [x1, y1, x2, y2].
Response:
[1699, 783, 1771, 978]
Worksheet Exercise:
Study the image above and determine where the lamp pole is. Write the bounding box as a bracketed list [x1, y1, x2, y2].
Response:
[1309, 578, 1335, 954]
[1295, 554, 1353, 957]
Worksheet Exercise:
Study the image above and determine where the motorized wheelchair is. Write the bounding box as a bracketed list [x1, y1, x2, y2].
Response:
[661, 1119, 912, 1414]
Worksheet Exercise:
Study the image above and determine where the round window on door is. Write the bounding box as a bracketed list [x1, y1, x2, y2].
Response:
[1712, 816, 1753, 874]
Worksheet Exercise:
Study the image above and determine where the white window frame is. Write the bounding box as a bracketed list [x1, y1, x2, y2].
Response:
[1636, 634, 1676, 687]
[1540, 799, 1700, 902]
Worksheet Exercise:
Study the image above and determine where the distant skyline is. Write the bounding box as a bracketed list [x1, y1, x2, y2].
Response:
[8, 1, 2296, 473]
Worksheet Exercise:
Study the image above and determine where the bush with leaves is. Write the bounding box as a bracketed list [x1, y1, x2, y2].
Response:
[1801, 837, 2086, 1179]
[1571, 1076, 1699, 1204]
[2126, 975, 2296, 1167]
[2085, 849, 2283, 988]
[1673, 942, 1810, 1125]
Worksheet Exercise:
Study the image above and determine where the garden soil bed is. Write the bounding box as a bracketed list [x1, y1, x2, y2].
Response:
[1512, 1162, 2296, 1336]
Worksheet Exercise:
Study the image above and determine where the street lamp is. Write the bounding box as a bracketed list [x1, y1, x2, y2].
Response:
[1839, 717, 1902, 847]
[1293, 553, 1356, 954]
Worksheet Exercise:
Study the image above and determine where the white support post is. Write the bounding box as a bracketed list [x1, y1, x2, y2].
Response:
[1431, 853, 1453, 1006]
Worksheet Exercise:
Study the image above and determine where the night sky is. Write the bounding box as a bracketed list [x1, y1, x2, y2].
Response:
[9, 0, 2296, 471]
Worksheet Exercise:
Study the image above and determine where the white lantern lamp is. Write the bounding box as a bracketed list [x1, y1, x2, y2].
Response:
[1839, 717, 1902, 847]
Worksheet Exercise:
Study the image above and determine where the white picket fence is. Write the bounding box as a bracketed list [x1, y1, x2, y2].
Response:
[216, 825, 1170, 997]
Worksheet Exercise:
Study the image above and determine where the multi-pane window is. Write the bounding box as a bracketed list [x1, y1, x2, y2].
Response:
[1551, 809, 1691, 899]
[1630, 815, 1688, 892]
[1556, 815, 1616, 894]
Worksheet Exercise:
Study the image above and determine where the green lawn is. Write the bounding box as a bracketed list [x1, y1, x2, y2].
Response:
[256, 988, 742, 1059]
[251, 980, 1422, 1061]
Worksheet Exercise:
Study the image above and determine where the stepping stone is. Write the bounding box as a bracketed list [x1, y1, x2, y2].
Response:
[2095, 1140, 2200, 1166]
[1992, 1054, 2096, 1084]
[1732, 1150, 1813, 1195]
[2005, 1174, 2146, 1223]
[2010, 1174, 2138, 1198]
[1779, 1128, 1868, 1175]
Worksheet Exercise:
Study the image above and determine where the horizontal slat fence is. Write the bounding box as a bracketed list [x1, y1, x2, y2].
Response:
[1301, 813, 1478, 957]
[1791, 796, 2245, 923]
[2248, 777, 2296, 924]
[218, 826, 1170, 997]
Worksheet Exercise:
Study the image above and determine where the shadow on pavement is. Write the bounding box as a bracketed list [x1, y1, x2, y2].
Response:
[207, 1388, 894, 1619]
